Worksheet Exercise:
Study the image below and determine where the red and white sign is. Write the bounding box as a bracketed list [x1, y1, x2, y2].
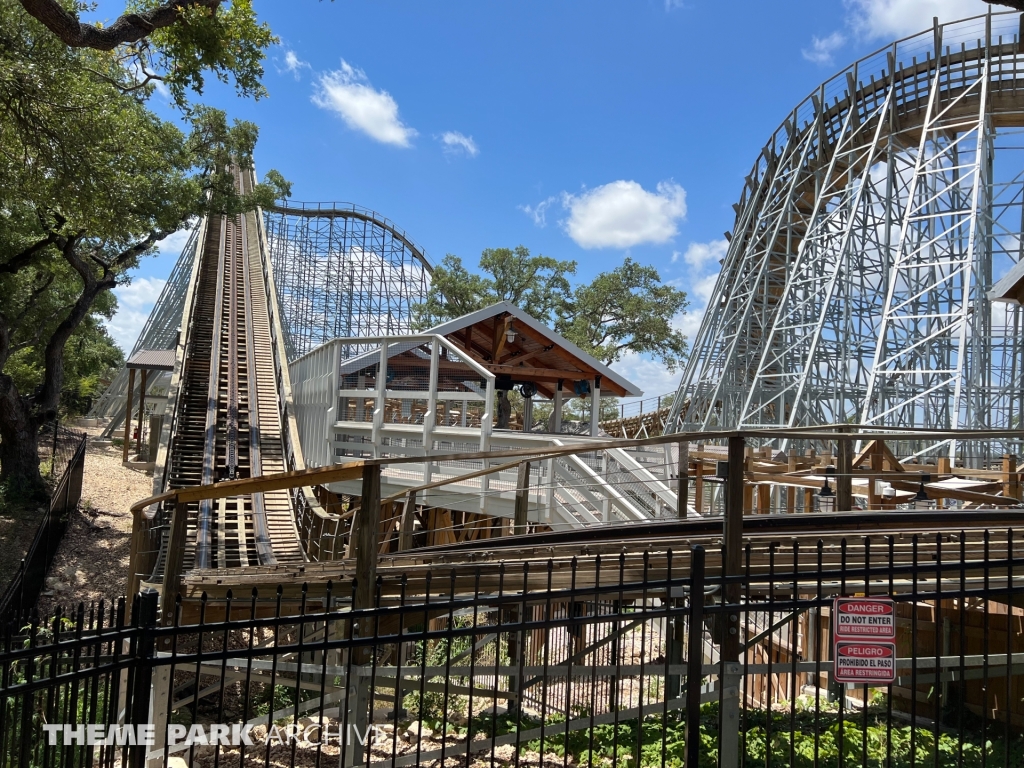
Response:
[833, 597, 896, 639]
[833, 641, 897, 683]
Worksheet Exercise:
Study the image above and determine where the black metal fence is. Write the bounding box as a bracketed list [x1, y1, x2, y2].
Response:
[3, 531, 1024, 768]
[0, 425, 87, 625]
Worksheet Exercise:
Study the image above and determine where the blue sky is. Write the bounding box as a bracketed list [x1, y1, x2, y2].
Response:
[103, 0, 992, 400]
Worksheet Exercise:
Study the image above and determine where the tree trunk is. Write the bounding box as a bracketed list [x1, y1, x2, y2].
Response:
[0, 373, 46, 499]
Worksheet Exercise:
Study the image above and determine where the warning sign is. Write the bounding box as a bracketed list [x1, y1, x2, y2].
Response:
[834, 597, 896, 639]
[834, 641, 896, 683]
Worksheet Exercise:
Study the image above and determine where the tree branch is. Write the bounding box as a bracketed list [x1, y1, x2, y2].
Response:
[32, 236, 107, 416]
[0, 232, 59, 275]
[17, 0, 224, 51]
[11, 273, 56, 332]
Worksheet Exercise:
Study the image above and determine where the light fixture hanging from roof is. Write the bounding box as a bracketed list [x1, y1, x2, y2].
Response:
[506, 321, 516, 344]
[914, 473, 931, 502]
[819, 465, 835, 498]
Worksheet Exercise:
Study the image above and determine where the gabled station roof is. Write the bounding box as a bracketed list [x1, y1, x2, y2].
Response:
[425, 302, 642, 398]
[990, 259, 1024, 304]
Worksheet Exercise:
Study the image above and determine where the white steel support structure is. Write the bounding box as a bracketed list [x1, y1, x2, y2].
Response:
[668, 11, 1024, 466]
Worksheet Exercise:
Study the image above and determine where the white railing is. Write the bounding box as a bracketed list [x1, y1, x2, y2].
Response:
[289, 335, 697, 530]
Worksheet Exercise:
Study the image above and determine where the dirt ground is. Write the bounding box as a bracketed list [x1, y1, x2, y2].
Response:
[0, 496, 50, 594]
[36, 428, 154, 617]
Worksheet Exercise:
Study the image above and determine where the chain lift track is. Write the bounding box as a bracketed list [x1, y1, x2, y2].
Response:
[153, 168, 303, 578]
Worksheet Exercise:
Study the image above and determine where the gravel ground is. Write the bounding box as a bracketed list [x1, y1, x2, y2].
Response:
[36, 430, 154, 617]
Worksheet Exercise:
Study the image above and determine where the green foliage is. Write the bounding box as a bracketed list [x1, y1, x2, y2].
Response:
[143, 0, 276, 110]
[407, 698, 1024, 768]
[0, 0, 288, 488]
[560, 258, 688, 370]
[413, 248, 576, 329]
[413, 247, 688, 370]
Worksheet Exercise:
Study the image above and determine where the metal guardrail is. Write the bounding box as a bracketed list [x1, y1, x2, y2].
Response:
[6, 530, 1024, 768]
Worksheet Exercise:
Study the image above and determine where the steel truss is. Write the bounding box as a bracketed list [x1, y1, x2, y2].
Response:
[262, 202, 432, 359]
[89, 226, 200, 430]
[668, 11, 1024, 466]
[93, 203, 432, 431]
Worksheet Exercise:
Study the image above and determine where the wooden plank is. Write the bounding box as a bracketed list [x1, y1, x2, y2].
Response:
[131, 462, 367, 512]
[123, 368, 135, 463]
[676, 441, 688, 518]
[353, 465, 381, 617]
[161, 501, 189, 627]
[484, 363, 599, 382]
[836, 433, 852, 513]
[852, 439, 879, 469]
[398, 490, 416, 552]
[136, 369, 147, 456]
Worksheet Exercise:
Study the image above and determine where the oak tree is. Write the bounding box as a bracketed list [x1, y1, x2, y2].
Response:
[1, 0, 287, 495]
[414, 247, 688, 369]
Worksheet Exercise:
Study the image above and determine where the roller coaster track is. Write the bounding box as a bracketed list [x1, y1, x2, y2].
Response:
[148, 167, 303, 581]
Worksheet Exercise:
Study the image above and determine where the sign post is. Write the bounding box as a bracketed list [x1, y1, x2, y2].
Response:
[832, 597, 897, 685]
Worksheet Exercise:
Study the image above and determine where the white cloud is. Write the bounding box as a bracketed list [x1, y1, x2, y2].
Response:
[104, 309, 150, 353]
[611, 241, 723, 401]
[675, 272, 719, 341]
[615, 352, 682, 399]
[680, 239, 729, 270]
[519, 196, 557, 227]
[102, 227, 196, 352]
[156, 228, 192, 258]
[115, 277, 167, 310]
[105, 277, 167, 351]
[846, 0, 982, 40]
[280, 49, 310, 79]
[312, 61, 417, 147]
[802, 31, 846, 65]
[561, 180, 687, 249]
[805, 0, 982, 72]
[439, 131, 479, 157]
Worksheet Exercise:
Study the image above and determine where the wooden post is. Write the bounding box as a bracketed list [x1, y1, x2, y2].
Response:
[398, 490, 416, 552]
[553, 379, 563, 433]
[721, 434, 745, 768]
[136, 369, 148, 457]
[694, 444, 705, 515]
[936, 456, 950, 508]
[589, 376, 601, 437]
[786, 453, 797, 514]
[514, 461, 531, 535]
[161, 500, 188, 628]
[868, 442, 883, 510]
[1003, 454, 1018, 500]
[724, 435, 745, 640]
[127, 513, 147, 605]
[123, 368, 136, 463]
[676, 439, 689, 518]
[353, 464, 382, 615]
[742, 450, 754, 515]
[836, 431, 852, 513]
[349, 467, 380, 768]
[757, 484, 770, 515]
